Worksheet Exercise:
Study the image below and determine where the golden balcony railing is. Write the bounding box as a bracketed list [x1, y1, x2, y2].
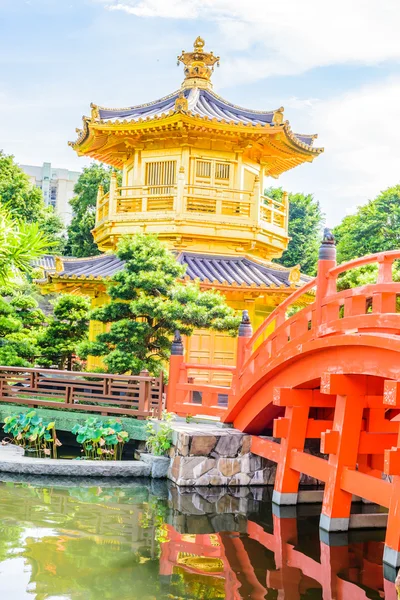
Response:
[260, 194, 288, 229]
[96, 191, 110, 223]
[95, 180, 288, 237]
[184, 185, 252, 218]
[117, 185, 177, 213]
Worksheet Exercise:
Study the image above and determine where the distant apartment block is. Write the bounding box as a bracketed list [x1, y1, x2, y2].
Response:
[21, 162, 80, 224]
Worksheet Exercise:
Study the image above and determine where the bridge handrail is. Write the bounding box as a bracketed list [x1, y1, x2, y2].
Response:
[245, 249, 400, 354]
[246, 277, 317, 349]
[327, 249, 400, 278]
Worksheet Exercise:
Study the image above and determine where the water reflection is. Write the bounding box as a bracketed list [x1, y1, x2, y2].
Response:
[0, 475, 397, 599]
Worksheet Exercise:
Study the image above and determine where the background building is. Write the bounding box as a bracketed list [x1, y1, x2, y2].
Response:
[21, 162, 80, 224]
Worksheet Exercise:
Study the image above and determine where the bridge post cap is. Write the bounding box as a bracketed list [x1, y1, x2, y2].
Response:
[171, 330, 184, 355]
[238, 310, 253, 337]
[319, 227, 336, 261]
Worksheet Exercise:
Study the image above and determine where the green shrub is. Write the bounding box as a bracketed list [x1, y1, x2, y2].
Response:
[72, 417, 130, 461]
[145, 411, 174, 456]
[3, 410, 61, 458]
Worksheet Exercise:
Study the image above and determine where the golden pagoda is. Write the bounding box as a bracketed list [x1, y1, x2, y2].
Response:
[39, 38, 322, 377]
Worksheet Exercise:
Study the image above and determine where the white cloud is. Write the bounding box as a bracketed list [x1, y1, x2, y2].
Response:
[101, 0, 400, 81]
[280, 77, 400, 224]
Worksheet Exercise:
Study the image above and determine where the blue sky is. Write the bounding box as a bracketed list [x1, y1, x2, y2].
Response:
[1, 0, 400, 225]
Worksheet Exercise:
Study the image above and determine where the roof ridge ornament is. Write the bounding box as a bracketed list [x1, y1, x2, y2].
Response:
[178, 36, 220, 90]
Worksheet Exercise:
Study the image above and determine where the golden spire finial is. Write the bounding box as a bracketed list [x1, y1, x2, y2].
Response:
[177, 37, 220, 90]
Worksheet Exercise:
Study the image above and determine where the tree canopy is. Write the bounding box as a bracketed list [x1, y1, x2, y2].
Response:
[0, 206, 52, 285]
[39, 295, 91, 370]
[79, 234, 240, 375]
[334, 184, 400, 263]
[267, 187, 324, 276]
[0, 294, 46, 367]
[0, 150, 65, 252]
[65, 163, 120, 258]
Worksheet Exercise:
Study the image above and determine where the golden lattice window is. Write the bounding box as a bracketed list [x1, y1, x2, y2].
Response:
[196, 160, 212, 179]
[145, 160, 177, 192]
[215, 162, 230, 180]
[194, 159, 231, 186]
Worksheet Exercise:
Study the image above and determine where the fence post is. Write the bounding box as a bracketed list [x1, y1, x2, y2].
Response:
[167, 330, 185, 413]
[251, 175, 260, 226]
[108, 171, 117, 218]
[175, 166, 185, 216]
[315, 228, 337, 327]
[96, 184, 104, 224]
[139, 369, 150, 417]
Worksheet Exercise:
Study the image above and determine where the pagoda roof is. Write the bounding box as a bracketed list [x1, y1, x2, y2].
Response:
[70, 38, 322, 176]
[35, 252, 309, 289]
[73, 86, 319, 155]
[98, 87, 301, 134]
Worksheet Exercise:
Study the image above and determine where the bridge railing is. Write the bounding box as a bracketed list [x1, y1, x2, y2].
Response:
[237, 248, 400, 396]
[167, 245, 400, 418]
[166, 356, 236, 417]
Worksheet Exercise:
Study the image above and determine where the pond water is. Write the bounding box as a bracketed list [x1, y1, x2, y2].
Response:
[0, 476, 397, 599]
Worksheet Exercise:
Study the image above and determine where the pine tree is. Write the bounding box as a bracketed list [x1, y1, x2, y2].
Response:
[39, 295, 90, 370]
[79, 234, 240, 375]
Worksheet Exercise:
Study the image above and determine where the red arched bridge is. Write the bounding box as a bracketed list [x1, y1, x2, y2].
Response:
[167, 236, 400, 570]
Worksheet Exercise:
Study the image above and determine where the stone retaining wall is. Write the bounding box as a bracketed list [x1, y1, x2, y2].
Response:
[168, 426, 276, 486]
[168, 425, 323, 487]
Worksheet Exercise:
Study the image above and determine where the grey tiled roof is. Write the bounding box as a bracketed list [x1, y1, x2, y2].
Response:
[36, 252, 307, 288]
[97, 87, 316, 148]
[60, 255, 124, 278]
[178, 253, 308, 287]
[33, 255, 56, 271]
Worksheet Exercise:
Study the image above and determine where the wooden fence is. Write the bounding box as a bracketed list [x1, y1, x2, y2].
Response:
[0, 366, 163, 418]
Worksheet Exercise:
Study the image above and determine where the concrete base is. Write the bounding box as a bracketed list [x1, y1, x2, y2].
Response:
[320, 513, 349, 532]
[140, 453, 170, 478]
[297, 490, 363, 504]
[0, 450, 151, 478]
[298, 490, 324, 504]
[349, 513, 388, 529]
[272, 490, 298, 505]
[383, 545, 400, 569]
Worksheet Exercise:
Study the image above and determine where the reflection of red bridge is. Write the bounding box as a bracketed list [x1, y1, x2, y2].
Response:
[160, 517, 397, 599]
[168, 237, 400, 569]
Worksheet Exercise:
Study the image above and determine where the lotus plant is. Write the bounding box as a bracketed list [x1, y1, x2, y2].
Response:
[72, 417, 130, 460]
[3, 410, 61, 458]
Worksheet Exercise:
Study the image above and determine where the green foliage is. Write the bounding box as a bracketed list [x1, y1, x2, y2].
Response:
[0, 150, 65, 250]
[0, 293, 46, 366]
[65, 163, 121, 258]
[39, 207, 66, 254]
[72, 417, 130, 460]
[79, 234, 240, 375]
[334, 184, 400, 263]
[267, 187, 324, 276]
[3, 410, 61, 458]
[0, 206, 53, 285]
[0, 151, 43, 221]
[39, 294, 90, 370]
[145, 411, 174, 456]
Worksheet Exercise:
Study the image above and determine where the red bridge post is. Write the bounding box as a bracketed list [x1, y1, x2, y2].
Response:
[319, 373, 366, 532]
[315, 228, 337, 326]
[166, 330, 185, 414]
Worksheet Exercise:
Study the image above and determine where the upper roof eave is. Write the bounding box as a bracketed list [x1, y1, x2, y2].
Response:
[70, 110, 323, 159]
